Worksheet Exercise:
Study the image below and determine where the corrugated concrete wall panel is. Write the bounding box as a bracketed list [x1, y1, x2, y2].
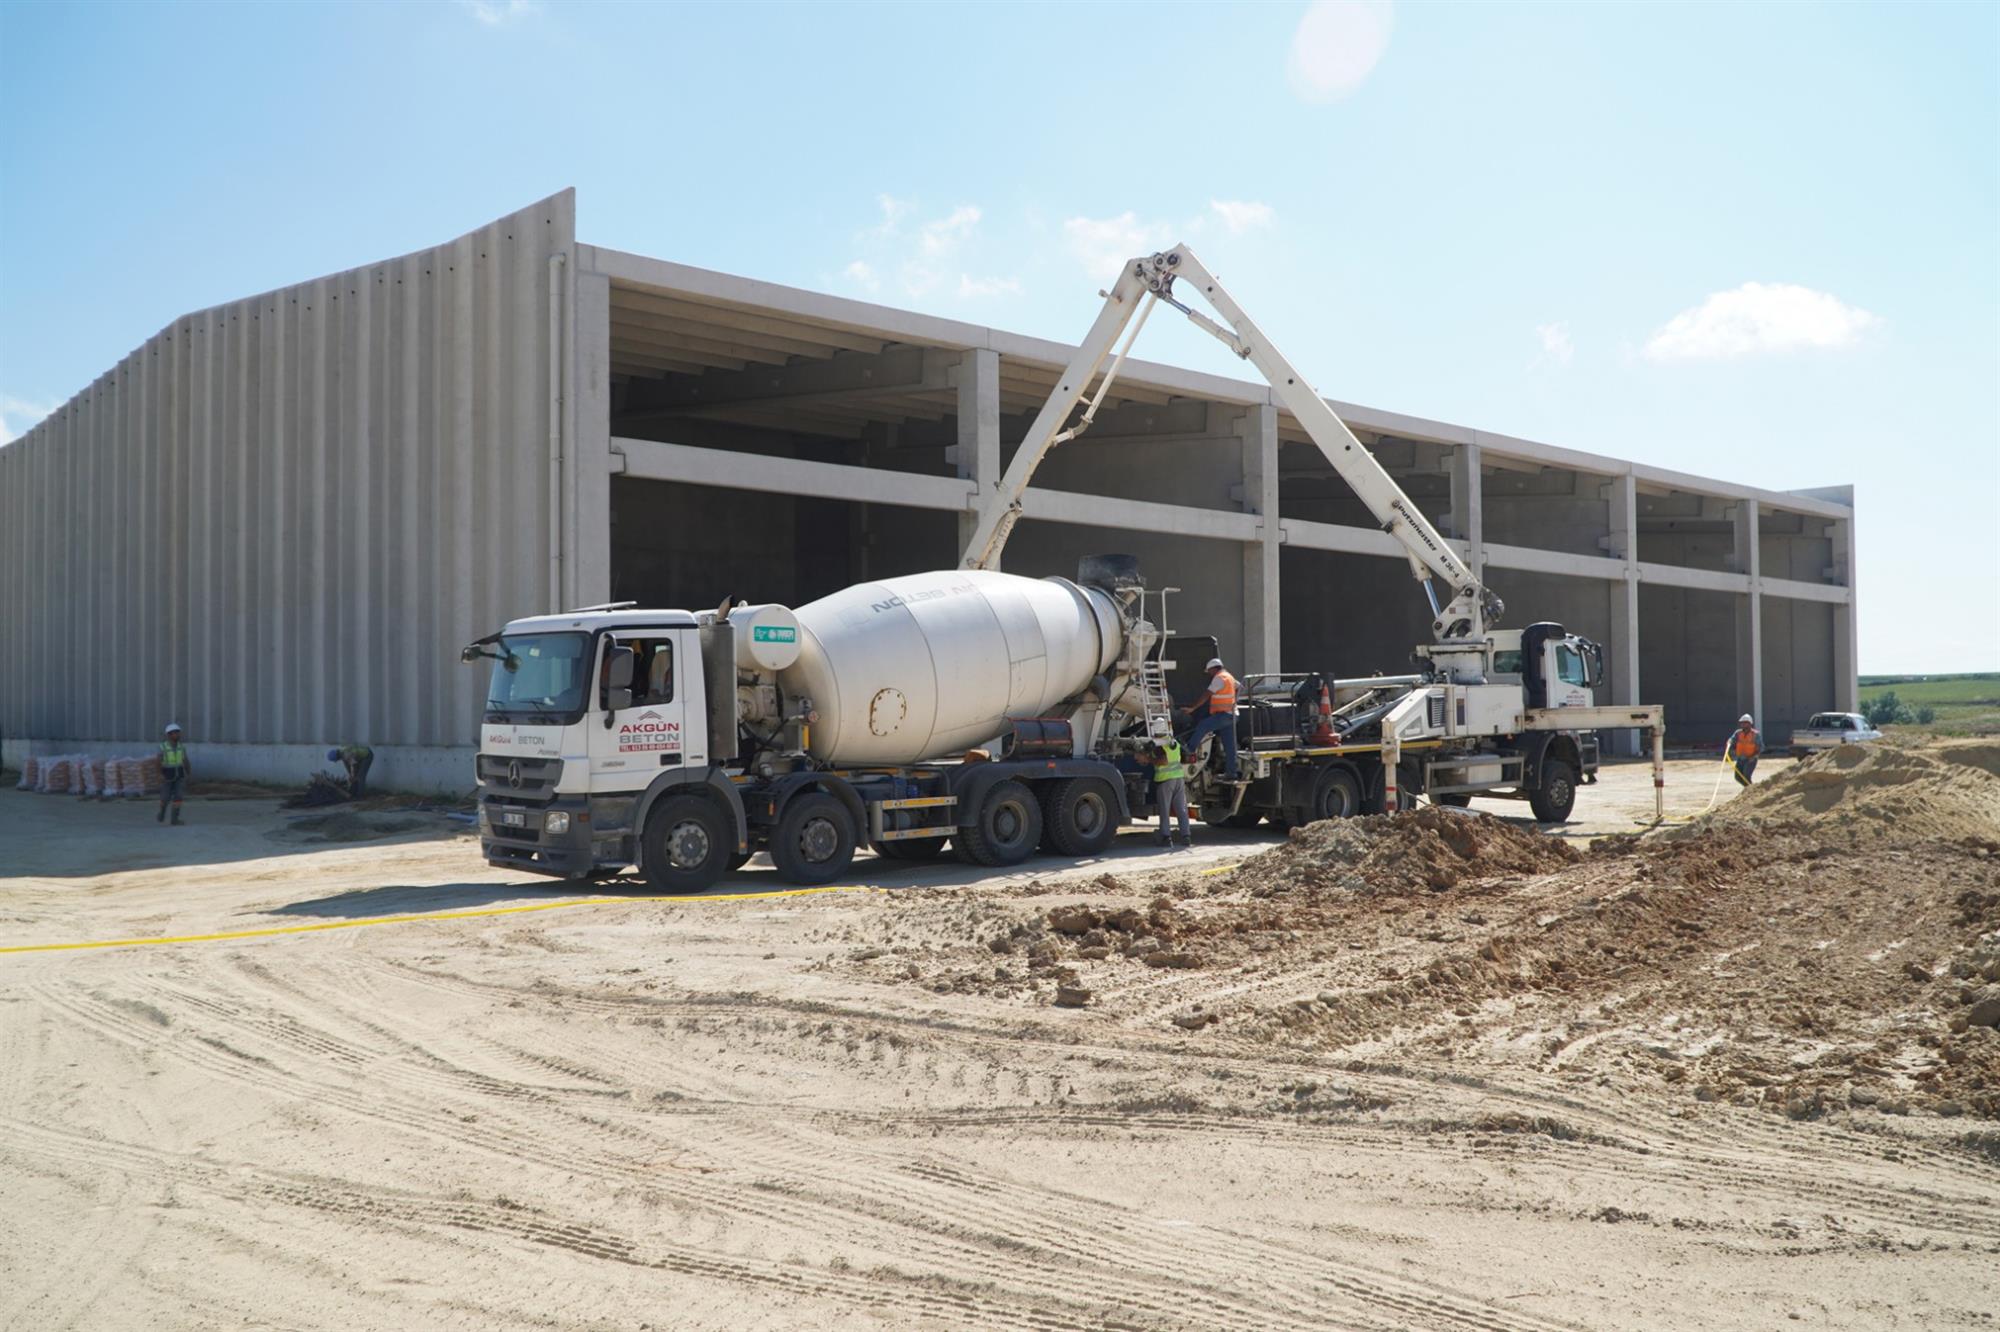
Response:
[0, 192, 576, 762]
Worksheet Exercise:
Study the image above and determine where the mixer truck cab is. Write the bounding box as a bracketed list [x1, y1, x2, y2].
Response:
[466, 569, 1152, 894]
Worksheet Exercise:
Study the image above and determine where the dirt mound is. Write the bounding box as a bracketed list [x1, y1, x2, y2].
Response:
[1693, 738, 2000, 845]
[1227, 806, 1581, 897]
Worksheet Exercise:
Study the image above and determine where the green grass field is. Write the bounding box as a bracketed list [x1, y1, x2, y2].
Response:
[1858, 672, 2000, 737]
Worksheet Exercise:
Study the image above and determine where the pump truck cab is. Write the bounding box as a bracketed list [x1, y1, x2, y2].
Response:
[466, 239, 1665, 892]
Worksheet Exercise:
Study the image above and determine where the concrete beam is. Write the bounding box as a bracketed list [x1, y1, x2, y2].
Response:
[1240, 404, 1280, 674]
[621, 345, 946, 418]
[612, 437, 974, 512]
[1635, 562, 1751, 596]
[953, 348, 1000, 560]
[1485, 542, 1627, 580]
[1018, 487, 1260, 542]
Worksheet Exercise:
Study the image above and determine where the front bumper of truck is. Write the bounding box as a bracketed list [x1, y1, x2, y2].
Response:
[479, 792, 596, 879]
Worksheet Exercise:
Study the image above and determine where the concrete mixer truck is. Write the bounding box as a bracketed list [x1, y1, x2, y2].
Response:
[464, 558, 1172, 892]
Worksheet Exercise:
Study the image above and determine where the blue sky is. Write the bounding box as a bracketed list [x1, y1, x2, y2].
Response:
[1, 0, 1994, 673]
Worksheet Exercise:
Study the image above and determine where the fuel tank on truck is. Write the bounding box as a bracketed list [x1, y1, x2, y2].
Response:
[780, 570, 1125, 765]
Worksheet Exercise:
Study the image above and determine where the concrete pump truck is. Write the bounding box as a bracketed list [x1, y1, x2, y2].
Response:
[465, 245, 1665, 891]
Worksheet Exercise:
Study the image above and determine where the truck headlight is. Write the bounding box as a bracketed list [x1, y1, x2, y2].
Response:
[477, 805, 490, 831]
[545, 811, 571, 835]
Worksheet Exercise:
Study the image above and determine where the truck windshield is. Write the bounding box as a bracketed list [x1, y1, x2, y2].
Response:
[485, 632, 591, 722]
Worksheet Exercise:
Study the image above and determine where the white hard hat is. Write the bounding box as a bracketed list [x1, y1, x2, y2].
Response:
[163, 722, 183, 734]
[1738, 714, 1754, 724]
[1205, 657, 1224, 670]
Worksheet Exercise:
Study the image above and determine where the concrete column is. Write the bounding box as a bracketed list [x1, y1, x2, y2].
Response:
[568, 267, 614, 606]
[1733, 501, 1764, 726]
[1604, 473, 1643, 756]
[1446, 440, 1484, 582]
[1830, 513, 1859, 710]
[1237, 404, 1281, 674]
[951, 348, 1000, 565]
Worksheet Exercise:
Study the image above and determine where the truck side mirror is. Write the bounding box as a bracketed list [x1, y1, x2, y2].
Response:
[604, 647, 636, 715]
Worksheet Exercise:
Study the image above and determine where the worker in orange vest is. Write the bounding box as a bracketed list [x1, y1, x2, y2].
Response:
[1725, 713, 1762, 786]
[1180, 657, 1240, 781]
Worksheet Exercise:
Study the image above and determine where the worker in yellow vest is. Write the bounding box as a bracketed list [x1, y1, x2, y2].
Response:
[1180, 657, 1240, 781]
[1142, 736, 1192, 849]
[158, 723, 191, 825]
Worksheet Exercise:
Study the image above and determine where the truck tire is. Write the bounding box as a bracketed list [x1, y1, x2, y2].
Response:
[640, 794, 731, 894]
[1309, 767, 1362, 823]
[876, 836, 949, 861]
[956, 780, 1043, 867]
[1043, 778, 1118, 856]
[1528, 759, 1577, 823]
[769, 792, 857, 885]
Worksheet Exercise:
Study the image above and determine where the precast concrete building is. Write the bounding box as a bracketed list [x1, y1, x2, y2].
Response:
[0, 191, 1859, 789]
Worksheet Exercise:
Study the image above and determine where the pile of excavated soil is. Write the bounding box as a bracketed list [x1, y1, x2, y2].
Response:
[1225, 805, 1581, 897]
[842, 750, 2000, 1118]
[1692, 738, 2000, 846]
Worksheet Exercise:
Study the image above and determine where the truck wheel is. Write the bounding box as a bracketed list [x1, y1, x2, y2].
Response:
[1528, 760, 1577, 823]
[1043, 778, 1118, 856]
[641, 795, 730, 894]
[876, 836, 949, 861]
[1432, 793, 1471, 808]
[769, 792, 857, 885]
[957, 780, 1044, 867]
[1309, 767, 1362, 823]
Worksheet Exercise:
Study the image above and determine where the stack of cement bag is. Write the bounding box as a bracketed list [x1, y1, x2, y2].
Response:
[14, 754, 160, 798]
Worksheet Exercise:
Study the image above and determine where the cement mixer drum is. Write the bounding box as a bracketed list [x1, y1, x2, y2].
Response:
[780, 570, 1124, 765]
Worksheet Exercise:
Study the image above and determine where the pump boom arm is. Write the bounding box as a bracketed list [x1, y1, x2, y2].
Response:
[960, 245, 1501, 643]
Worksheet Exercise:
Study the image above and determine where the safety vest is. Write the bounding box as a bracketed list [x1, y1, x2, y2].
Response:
[1153, 740, 1185, 783]
[160, 742, 187, 770]
[1729, 729, 1760, 759]
[1207, 670, 1238, 714]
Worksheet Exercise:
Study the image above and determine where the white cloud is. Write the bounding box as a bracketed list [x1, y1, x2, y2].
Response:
[920, 205, 980, 256]
[1061, 212, 1174, 279]
[0, 394, 58, 446]
[458, 0, 536, 24]
[1210, 200, 1274, 234]
[1288, 0, 1394, 103]
[1643, 282, 1880, 361]
[846, 200, 1018, 302]
[866, 194, 912, 239]
[1535, 321, 1574, 367]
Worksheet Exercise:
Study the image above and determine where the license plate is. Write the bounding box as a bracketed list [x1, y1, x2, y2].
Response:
[499, 811, 526, 828]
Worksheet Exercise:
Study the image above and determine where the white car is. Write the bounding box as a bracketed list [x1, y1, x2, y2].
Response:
[1790, 712, 1883, 757]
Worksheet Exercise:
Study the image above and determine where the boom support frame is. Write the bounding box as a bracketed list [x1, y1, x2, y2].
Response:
[960, 245, 1501, 643]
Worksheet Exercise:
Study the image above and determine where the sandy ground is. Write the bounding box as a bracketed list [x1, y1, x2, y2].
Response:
[3, 754, 1996, 1330]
